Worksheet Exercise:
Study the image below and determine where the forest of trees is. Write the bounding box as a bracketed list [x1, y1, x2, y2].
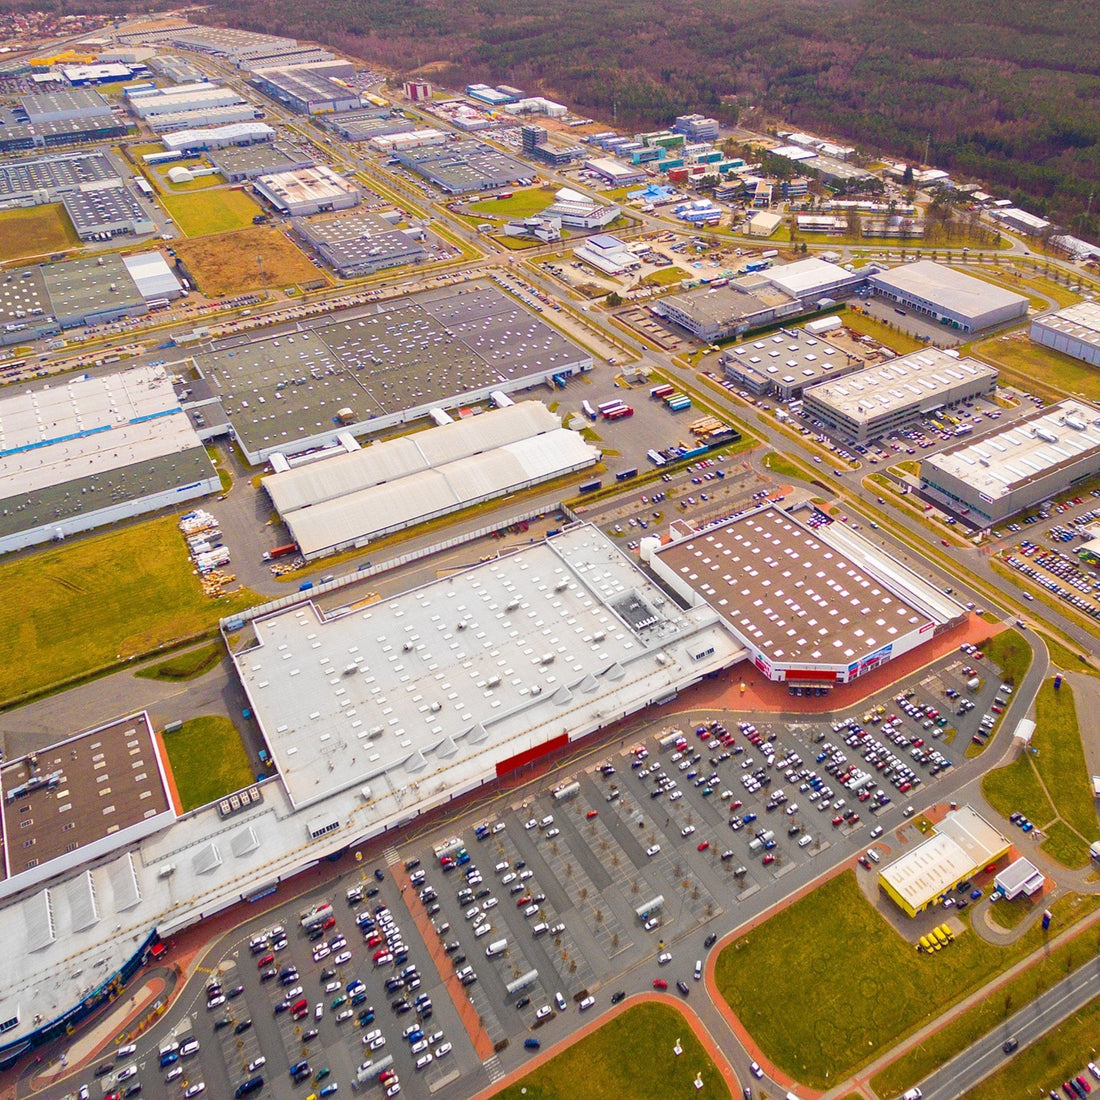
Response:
[18, 0, 1100, 235]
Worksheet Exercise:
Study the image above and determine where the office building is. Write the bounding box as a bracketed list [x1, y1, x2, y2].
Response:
[722, 327, 865, 399]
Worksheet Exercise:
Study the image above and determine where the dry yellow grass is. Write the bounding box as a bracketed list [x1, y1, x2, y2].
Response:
[173, 226, 323, 296]
[0, 204, 81, 262]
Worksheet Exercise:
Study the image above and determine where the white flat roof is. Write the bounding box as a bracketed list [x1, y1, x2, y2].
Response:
[764, 257, 854, 298]
[0, 366, 204, 496]
[804, 349, 996, 423]
[236, 524, 746, 810]
[1034, 300, 1100, 351]
[995, 856, 1044, 898]
[880, 806, 1009, 910]
[923, 399, 1100, 500]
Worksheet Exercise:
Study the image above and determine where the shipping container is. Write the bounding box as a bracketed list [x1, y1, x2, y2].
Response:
[605, 405, 634, 420]
[615, 467, 639, 482]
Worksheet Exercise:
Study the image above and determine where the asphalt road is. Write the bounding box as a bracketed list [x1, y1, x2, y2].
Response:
[919, 954, 1100, 1100]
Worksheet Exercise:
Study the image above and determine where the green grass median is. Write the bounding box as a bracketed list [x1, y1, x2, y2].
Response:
[162, 715, 254, 812]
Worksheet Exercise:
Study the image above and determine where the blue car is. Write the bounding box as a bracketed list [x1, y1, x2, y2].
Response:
[742, 813, 757, 824]
[320, 1086, 339, 1097]
[524, 1038, 541, 1050]
[160, 1052, 179, 1068]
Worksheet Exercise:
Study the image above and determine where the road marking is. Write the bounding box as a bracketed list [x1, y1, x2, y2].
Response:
[483, 1054, 505, 1083]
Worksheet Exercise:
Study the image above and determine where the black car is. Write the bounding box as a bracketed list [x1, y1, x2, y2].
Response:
[301, 1029, 318, 1042]
[374, 868, 386, 882]
[320, 967, 336, 981]
[676, 980, 689, 996]
[1002, 1037, 1019, 1054]
[234, 1019, 253, 1035]
[214, 1016, 233, 1031]
[515, 996, 531, 1010]
[703, 933, 718, 949]
[452, 953, 467, 966]
[124, 1084, 143, 1098]
[95, 1064, 115, 1078]
[404, 857, 421, 871]
[228, 985, 244, 999]
[610, 990, 626, 1004]
[394, 1001, 412, 1016]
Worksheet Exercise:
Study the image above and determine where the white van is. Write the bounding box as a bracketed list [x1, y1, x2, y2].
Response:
[866, 847, 881, 864]
[485, 939, 508, 957]
[797, 834, 813, 848]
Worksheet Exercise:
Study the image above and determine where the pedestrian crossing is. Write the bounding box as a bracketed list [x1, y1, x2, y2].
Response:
[483, 1054, 505, 1083]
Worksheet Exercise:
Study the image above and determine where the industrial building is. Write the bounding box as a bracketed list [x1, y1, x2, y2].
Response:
[294, 210, 428, 277]
[0, 105, 126, 153]
[878, 806, 1010, 917]
[147, 54, 208, 84]
[521, 125, 581, 167]
[747, 211, 783, 237]
[147, 104, 260, 133]
[60, 181, 154, 240]
[1030, 301, 1100, 368]
[370, 129, 449, 154]
[122, 252, 184, 302]
[584, 157, 648, 185]
[265, 402, 600, 558]
[393, 140, 530, 194]
[253, 165, 359, 216]
[0, 151, 119, 208]
[126, 82, 246, 119]
[801, 350, 998, 442]
[403, 81, 432, 101]
[0, 516, 745, 1063]
[722, 326, 865, 399]
[187, 281, 593, 463]
[543, 187, 620, 229]
[61, 63, 139, 86]
[161, 122, 275, 152]
[763, 257, 868, 307]
[574, 234, 641, 276]
[995, 858, 1045, 901]
[673, 114, 720, 143]
[209, 140, 310, 181]
[0, 366, 219, 553]
[648, 503, 966, 687]
[327, 113, 414, 143]
[250, 61, 363, 115]
[653, 279, 802, 342]
[920, 399, 1100, 525]
[869, 261, 1028, 333]
[19, 87, 112, 123]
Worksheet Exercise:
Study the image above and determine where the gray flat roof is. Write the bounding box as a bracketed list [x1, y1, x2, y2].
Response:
[0, 267, 51, 326]
[296, 210, 426, 271]
[41, 254, 145, 321]
[0, 151, 118, 203]
[210, 141, 308, 177]
[724, 327, 861, 389]
[654, 505, 939, 666]
[803, 350, 996, 423]
[923, 399, 1100, 500]
[662, 278, 796, 326]
[872, 260, 1027, 316]
[61, 181, 148, 232]
[190, 281, 591, 457]
[236, 523, 745, 810]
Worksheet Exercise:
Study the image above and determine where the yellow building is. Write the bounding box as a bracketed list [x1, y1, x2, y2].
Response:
[878, 806, 1010, 918]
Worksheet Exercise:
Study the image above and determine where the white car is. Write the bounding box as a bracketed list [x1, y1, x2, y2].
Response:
[646, 844, 661, 857]
[501, 872, 516, 885]
[184, 1084, 206, 1099]
[545, 827, 560, 839]
[750, 1062, 764, 1078]
[579, 995, 596, 1011]
[524, 818, 538, 830]
[336, 1008, 354, 1022]
[165, 1067, 183, 1083]
[117, 1065, 138, 1082]
[435, 1042, 453, 1059]
[314, 1003, 324, 1020]
[248, 1057, 266, 1072]
[205, 994, 225, 1009]
[869, 825, 884, 839]
[535, 1004, 553, 1020]
[369, 1035, 387, 1051]
[658, 952, 672, 965]
[482, 897, 498, 910]
[415, 1054, 433, 1071]
[681, 825, 695, 838]
[313, 945, 331, 961]
[491, 822, 506, 833]
[325, 980, 341, 993]
[333, 950, 352, 965]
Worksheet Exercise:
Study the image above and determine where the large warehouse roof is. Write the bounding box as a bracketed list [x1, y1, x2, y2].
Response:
[803, 350, 996, 424]
[267, 402, 600, 557]
[235, 524, 745, 810]
[922, 399, 1100, 502]
[1032, 300, 1100, 353]
[871, 260, 1027, 319]
[879, 806, 1010, 914]
[652, 504, 960, 668]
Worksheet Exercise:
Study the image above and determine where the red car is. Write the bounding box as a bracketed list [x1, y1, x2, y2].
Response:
[257, 953, 274, 968]
[697, 841, 710, 852]
[516, 895, 532, 908]
[586, 810, 599, 819]
[322, 916, 336, 930]
[832, 816, 844, 827]
[652, 979, 668, 990]
[762, 854, 776, 866]
[729, 800, 743, 811]
[858, 856, 871, 870]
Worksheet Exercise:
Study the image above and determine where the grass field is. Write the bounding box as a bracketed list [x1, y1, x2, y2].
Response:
[641, 267, 688, 287]
[971, 335, 1100, 404]
[960, 989, 1100, 1100]
[467, 189, 554, 219]
[841, 308, 927, 354]
[160, 189, 263, 237]
[982, 680, 1094, 868]
[0, 516, 256, 706]
[173, 227, 321, 296]
[136, 642, 223, 682]
[871, 892, 1100, 1098]
[1039, 632, 1098, 675]
[714, 872, 1092, 1089]
[161, 715, 253, 812]
[0, 204, 81, 262]
[981, 629, 1032, 686]
[762, 450, 816, 482]
[494, 1001, 731, 1100]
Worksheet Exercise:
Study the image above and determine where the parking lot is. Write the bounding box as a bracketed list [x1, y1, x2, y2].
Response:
[55, 642, 1015, 1100]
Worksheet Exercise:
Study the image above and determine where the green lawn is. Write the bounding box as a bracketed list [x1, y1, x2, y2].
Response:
[971, 336, 1100, 405]
[959, 989, 1100, 1100]
[762, 450, 817, 483]
[981, 629, 1033, 686]
[1039, 632, 1098, 675]
[842, 308, 927, 354]
[161, 189, 263, 237]
[466, 189, 554, 219]
[714, 872, 1093, 1089]
[872, 892, 1100, 1098]
[136, 642, 223, 682]
[0, 515, 256, 706]
[162, 715, 254, 812]
[982, 750, 1054, 829]
[494, 1001, 731, 1100]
